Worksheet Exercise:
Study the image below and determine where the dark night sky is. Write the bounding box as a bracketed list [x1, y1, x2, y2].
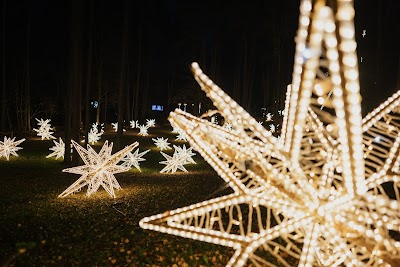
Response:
[1, 0, 399, 122]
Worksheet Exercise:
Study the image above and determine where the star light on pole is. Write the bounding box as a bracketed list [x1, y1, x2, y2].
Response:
[0, 136, 25, 161]
[59, 140, 138, 198]
[120, 147, 150, 172]
[33, 118, 56, 140]
[152, 137, 172, 151]
[140, 1, 400, 266]
[46, 137, 65, 160]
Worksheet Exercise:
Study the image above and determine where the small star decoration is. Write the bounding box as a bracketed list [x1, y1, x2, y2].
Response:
[59, 140, 137, 198]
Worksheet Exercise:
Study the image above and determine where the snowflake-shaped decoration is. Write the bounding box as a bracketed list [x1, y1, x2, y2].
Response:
[140, 2, 400, 266]
[138, 125, 149, 136]
[159, 151, 189, 174]
[265, 112, 274, 122]
[59, 140, 138, 198]
[152, 137, 172, 151]
[120, 148, 150, 172]
[175, 131, 187, 141]
[224, 123, 234, 131]
[33, 118, 55, 140]
[146, 119, 156, 128]
[0, 136, 25, 161]
[130, 120, 139, 129]
[88, 127, 103, 145]
[46, 137, 65, 160]
[173, 144, 196, 164]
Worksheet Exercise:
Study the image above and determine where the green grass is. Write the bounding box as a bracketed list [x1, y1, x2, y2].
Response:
[0, 126, 234, 266]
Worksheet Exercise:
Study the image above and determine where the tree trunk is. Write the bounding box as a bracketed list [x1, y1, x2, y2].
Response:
[24, 14, 31, 132]
[65, 0, 83, 164]
[1, 0, 6, 132]
[117, 0, 129, 148]
[133, 24, 142, 121]
[84, 0, 94, 145]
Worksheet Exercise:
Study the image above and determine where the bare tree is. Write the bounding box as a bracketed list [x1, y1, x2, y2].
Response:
[1, 0, 6, 132]
[84, 0, 94, 145]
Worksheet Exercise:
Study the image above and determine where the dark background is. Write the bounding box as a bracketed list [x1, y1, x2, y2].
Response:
[1, 0, 399, 127]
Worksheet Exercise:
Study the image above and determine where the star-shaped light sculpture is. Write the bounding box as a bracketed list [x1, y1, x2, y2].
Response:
[120, 147, 150, 172]
[152, 137, 172, 151]
[0, 136, 25, 161]
[159, 151, 190, 174]
[33, 118, 56, 140]
[46, 137, 65, 160]
[130, 120, 139, 129]
[175, 131, 187, 141]
[173, 144, 196, 164]
[138, 125, 149, 136]
[141, 1, 400, 266]
[59, 140, 138, 198]
[146, 119, 156, 128]
[88, 126, 104, 145]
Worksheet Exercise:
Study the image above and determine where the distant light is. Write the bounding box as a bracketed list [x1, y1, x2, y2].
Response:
[152, 105, 163, 111]
[374, 136, 381, 143]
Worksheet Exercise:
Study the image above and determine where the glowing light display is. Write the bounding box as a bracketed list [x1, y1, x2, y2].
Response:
[146, 119, 156, 128]
[0, 136, 25, 160]
[130, 120, 139, 129]
[120, 147, 150, 171]
[159, 145, 196, 173]
[46, 137, 65, 160]
[140, 1, 400, 266]
[59, 140, 137, 198]
[152, 137, 172, 151]
[33, 118, 55, 140]
[88, 125, 104, 145]
[138, 125, 149, 136]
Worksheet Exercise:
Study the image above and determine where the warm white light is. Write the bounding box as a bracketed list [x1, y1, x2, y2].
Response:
[159, 145, 196, 173]
[0, 136, 25, 160]
[146, 119, 156, 128]
[138, 125, 149, 136]
[46, 137, 65, 159]
[59, 140, 137, 198]
[140, 1, 400, 266]
[152, 137, 172, 151]
[33, 118, 56, 140]
[120, 147, 149, 172]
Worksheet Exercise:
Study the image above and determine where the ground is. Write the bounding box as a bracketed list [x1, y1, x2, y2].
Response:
[0, 125, 234, 266]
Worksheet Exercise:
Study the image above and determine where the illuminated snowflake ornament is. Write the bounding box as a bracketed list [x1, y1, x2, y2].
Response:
[112, 122, 126, 132]
[33, 118, 55, 140]
[130, 120, 139, 129]
[59, 140, 138, 198]
[173, 144, 196, 164]
[0, 136, 25, 161]
[138, 125, 149, 136]
[146, 119, 156, 128]
[88, 126, 103, 145]
[141, 1, 400, 266]
[152, 137, 172, 151]
[46, 137, 65, 160]
[120, 148, 150, 171]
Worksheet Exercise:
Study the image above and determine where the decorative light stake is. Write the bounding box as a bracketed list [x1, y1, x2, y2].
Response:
[88, 125, 104, 145]
[152, 137, 172, 151]
[46, 137, 65, 159]
[146, 119, 156, 128]
[138, 125, 149, 136]
[33, 118, 55, 140]
[140, 1, 400, 266]
[0, 136, 25, 160]
[59, 140, 138, 198]
[120, 147, 150, 172]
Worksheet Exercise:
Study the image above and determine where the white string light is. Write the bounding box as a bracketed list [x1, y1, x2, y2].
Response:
[0, 136, 25, 161]
[140, 1, 400, 266]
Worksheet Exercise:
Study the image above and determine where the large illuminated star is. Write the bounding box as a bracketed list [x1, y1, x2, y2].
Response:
[0, 136, 25, 161]
[59, 140, 138, 198]
[141, 1, 400, 266]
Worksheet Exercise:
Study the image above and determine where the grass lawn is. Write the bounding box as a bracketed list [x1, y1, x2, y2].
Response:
[0, 126, 234, 266]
